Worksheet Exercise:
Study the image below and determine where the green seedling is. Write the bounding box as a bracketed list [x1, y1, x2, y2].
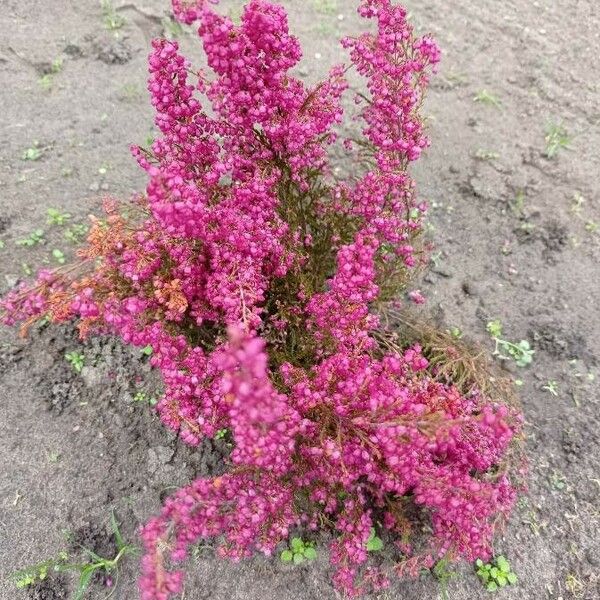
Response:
[433, 557, 457, 600]
[162, 16, 184, 38]
[544, 122, 571, 158]
[133, 391, 158, 407]
[474, 149, 499, 161]
[22, 143, 43, 161]
[0, 239, 5, 249]
[549, 470, 566, 491]
[571, 192, 585, 215]
[22, 263, 33, 276]
[486, 320, 534, 367]
[448, 326, 463, 339]
[39, 58, 64, 89]
[366, 527, 383, 552]
[280, 537, 317, 564]
[141, 345, 153, 356]
[542, 380, 558, 396]
[473, 89, 502, 109]
[310, 0, 338, 15]
[214, 428, 229, 440]
[101, 0, 125, 31]
[16, 229, 45, 247]
[47, 208, 72, 226]
[585, 220, 598, 233]
[476, 556, 518, 592]
[510, 190, 526, 216]
[65, 351, 85, 373]
[64, 223, 89, 244]
[51, 249, 66, 265]
[12, 512, 136, 599]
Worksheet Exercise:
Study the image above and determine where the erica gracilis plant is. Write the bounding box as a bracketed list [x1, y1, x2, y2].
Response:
[1, 0, 524, 598]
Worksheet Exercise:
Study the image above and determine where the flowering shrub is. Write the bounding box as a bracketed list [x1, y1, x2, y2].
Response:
[1, 1, 523, 598]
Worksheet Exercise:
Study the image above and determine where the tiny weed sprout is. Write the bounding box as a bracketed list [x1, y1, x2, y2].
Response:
[22, 143, 43, 161]
[64, 223, 89, 244]
[365, 528, 384, 552]
[1, 1, 525, 598]
[101, 0, 125, 31]
[475, 556, 518, 592]
[542, 380, 558, 396]
[47, 208, 72, 226]
[16, 229, 45, 247]
[52, 249, 66, 265]
[473, 89, 502, 109]
[544, 122, 571, 158]
[280, 537, 317, 564]
[65, 351, 85, 373]
[432, 557, 457, 600]
[12, 512, 136, 598]
[486, 320, 534, 367]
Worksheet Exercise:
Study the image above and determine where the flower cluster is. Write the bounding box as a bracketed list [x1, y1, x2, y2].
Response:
[1, 1, 523, 599]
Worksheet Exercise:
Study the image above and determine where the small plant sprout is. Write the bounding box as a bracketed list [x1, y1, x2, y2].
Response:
[448, 326, 463, 339]
[433, 557, 457, 600]
[214, 428, 229, 440]
[486, 320, 534, 367]
[133, 391, 158, 407]
[162, 16, 185, 38]
[280, 537, 317, 564]
[585, 220, 598, 233]
[473, 89, 502, 109]
[39, 58, 64, 89]
[550, 470, 566, 491]
[0, 239, 5, 249]
[571, 192, 585, 215]
[101, 0, 125, 31]
[141, 345, 153, 356]
[310, 0, 339, 15]
[12, 511, 136, 597]
[544, 122, 571, 158]
[52, 249, 66, 265]
[510, 190, 526, 216]
[16, 229, 45, 247]
[474, 149, 500, 161]
[64, 223, 89, 244]
[65, 351, 85, 373]
[47, 208, 72, 226]
[366, 528, 384, 552]
[22, 143, 43, 161]
[542, 380, 559, 396]
[475, 556, 518, 592]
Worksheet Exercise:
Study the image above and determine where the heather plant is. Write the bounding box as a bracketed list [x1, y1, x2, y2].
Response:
[2, 1, 524, 598]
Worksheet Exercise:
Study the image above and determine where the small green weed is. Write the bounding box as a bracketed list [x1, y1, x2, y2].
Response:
[366, 527, 383, 552]
[133, 391, 158, 407]
[473, 89, 502, 109]
[476, 556, 518, 592]
[13, 512, 136, 598]
[433, 557, 457, 600]
[47, 208, 72, 226]
[310, 0, 338, 15]
[544, 122, 571, 158]
[64, 223, 89, 244]
[65, 351, 85, 373]
[280, 537, 317, 564]
[51, 249, 66, 265]
[141, 345, 153, 356]
[542, 380, 558, 396]
[486, 320, 534, 367]
[22, 143, 43, 161]
[101, 0, 125, 31]
[16, 229, 45, 247]
[474, 149, 500, 161]
[162, 16, 184, 39]
[214, 428, 229, 440]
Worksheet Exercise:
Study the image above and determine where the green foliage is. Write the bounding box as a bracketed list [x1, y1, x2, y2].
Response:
[542, 380, 558, 396]
[476, 556, 518, 592]
[64, 223, 89, 244]
[214, 428, 229, 440]
[52, 249, 66, 265]
[12, 512, 136, 598]
[473, 89, 502, 109]
[47, 208, 72, 226]
[65, 351, 85, 373]
[280, 537, 317, 564]
[16, 229, 45, 247]
[544, 122, 571, 158]
[366, 528, 384, 552]
[141, 345, 153, 356]
[101, 0, 125, 31]
[133, 390, 158, 406]
[22, 142, 43, 161]
[486, 320, 534, 367]
[162, 16, 184, 39]
[432, 557, 457, 600]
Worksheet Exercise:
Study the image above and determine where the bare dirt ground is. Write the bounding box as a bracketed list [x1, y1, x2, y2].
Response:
[1, 1, 599, 599]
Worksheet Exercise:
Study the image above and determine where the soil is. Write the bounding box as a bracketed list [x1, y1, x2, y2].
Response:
[1, 1, 599, 599]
